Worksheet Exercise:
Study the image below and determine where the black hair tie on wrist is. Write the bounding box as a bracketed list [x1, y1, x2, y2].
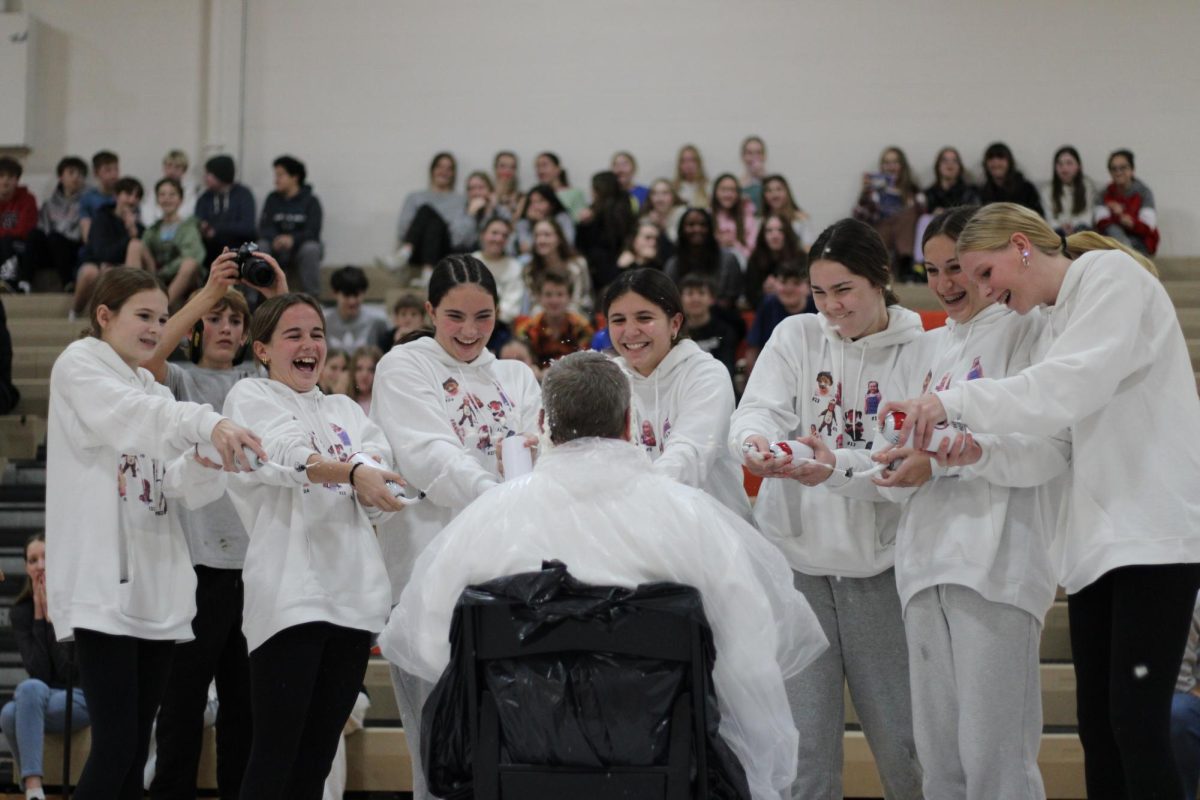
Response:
[1060, 233, 1070, 255]
[348, 461, 363, 488]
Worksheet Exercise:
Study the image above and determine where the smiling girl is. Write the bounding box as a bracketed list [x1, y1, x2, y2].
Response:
[221, 293, 404, 800]
[885, 201, 1200, 797]
[730, 218, 924, 799]
[47, 267, 262, 799]
[371, 254, 541, 800]
[605, 268, 750, 517]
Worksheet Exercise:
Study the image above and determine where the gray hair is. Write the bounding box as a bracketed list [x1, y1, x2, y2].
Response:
[542, 351, 630, 444]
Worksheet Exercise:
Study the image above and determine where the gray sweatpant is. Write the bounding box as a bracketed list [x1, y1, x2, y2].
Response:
[390, 664, 437, 800]
[905, 584, 1046, 800]
[787, 568, 923, 799]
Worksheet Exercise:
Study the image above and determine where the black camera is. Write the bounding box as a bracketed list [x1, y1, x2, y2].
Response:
[234, 242, 274, 288]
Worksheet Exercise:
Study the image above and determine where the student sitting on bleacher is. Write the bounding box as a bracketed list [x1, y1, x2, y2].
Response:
[379, 350, 827, 800]
[0, 157, 39, 295]
[324, 266, 389, 352]
[195, 155, 257, 267]
[34, 156, 88, 292]
[72, 177, 147, 319]
[258, 155, 324, 296]
[1, 534, 90, 800]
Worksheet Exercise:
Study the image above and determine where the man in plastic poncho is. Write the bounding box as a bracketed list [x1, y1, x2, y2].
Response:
[379, 350, 828, 800]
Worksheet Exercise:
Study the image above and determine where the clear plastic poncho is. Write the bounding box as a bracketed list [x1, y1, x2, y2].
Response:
[379, 437, 828, 800]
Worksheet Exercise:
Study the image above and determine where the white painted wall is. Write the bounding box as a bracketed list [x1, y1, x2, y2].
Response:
[14, 0, 1200, 259]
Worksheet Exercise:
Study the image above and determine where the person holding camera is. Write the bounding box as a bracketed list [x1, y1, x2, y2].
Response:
[853, 147, 922, 283]
[140, 250, 286, 800]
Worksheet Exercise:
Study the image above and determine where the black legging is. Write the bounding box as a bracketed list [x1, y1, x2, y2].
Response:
[73, 629, 175, 800]
[1068, 563, 1200, 799]
[238, 621, 371, 800]
[151, 567, 252, 800]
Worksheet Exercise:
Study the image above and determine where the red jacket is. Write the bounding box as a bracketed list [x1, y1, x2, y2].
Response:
[1095, 182, 1159, 255]
[0, 186, 38, 240]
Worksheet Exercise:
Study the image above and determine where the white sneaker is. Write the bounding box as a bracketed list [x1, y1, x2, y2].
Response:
[67, 309, 77, 322]
[380, 244, 412, 273]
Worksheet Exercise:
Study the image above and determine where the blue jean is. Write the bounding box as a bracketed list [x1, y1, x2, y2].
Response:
[1172, 691, 1200, 800]
[0, 679, 89, 780]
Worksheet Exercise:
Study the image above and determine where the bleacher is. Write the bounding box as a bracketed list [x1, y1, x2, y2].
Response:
[3, 256, 1199, 795]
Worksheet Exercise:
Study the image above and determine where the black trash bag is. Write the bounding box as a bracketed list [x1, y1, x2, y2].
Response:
[420, 560, 751, 800]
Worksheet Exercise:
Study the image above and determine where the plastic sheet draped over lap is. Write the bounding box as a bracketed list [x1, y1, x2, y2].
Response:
[421, 561, 752, 800]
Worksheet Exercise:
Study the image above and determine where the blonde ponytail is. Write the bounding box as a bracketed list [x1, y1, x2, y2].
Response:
[958, 202, 1158, 278]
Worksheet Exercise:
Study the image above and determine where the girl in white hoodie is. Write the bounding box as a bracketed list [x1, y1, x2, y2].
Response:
[221, 293, 405, 800]
[46, 267, 262, 800]
[604, 267, 751, 518]
[888, 202, 1200, 798]
[372, 254, 542, 800]
[730, 218, 924, 799]
[866, 207, 1069, 798]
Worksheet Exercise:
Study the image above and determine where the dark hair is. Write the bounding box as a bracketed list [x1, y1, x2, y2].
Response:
[982, 141, 1022, 192]
[673, 208, 721, 278]
[273, 154, 306, 184]
[761, 174, 803, 219]
[776, 263, 807, 282]
[678, 273, 716, 295]
[154, 176, 183, 197]
[1050, 146, 1087, 217]
[429, 152, 457, 187]
[330, 266, 369, 295]
[589, 171, 636, 250]
[808, 218, 899, 306]
[89, 268, 166, 338]
[932, 146, 966, 185]
[710, 173, 748, 248]
[493, 150, 519, 193]
[0, 157, 22, 179]
[250, 294, 326, 365]
[612, 150, 638, 172]
[536, 151, 570, 187]
[523, 183, 568, 220]
[428, 254, 499, 309]
[92, 150, 119, 171]
[56, 156, 88, 178]
[602, 268, 686, 346]
[1108, 148, 1135, 171]
[879, 146, 918, 201]
[15, 533, 44, 604]
[481, 214, 512, 235]
[114, 176, 144, 199]
[921, 205, 980, 249]
[746, 212, 803, 308]
[542, 351, 629, 444]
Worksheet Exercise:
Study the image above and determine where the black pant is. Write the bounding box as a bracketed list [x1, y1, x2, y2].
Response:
[73, 629, 175, 800]
[239, 622, 371, 800]
[403, 203, 451, 266]
[28, 229, 83, 287]
[1068, 563, 1200, 799]
[151, 567, 252, 800]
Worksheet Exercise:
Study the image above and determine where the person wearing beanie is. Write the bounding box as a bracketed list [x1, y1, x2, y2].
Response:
[195, 154, 257, 265]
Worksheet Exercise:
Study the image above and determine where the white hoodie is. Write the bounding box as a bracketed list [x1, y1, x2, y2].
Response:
[877, 304, 1069, 620]
[371, 336, 542, 601]
[729, 307, 923, 577]
[46, 337, 224, 641]
[937, 250, 1200, 593]
[221, 378, 393, 652]
[616, 339, 752, 519]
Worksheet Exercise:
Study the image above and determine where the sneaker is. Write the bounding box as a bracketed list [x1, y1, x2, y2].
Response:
[16, 280, 30, 294]
[67, 309, 77, 322]
[0, 255, 16, 284]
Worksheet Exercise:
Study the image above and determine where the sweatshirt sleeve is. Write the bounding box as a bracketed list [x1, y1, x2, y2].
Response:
[161, 451, 230, 508]
[11, 603, 54, 683]
[938, 257, 1154, 437]
[222, 382, 316, 486]
[51, 347, 223, 454]
[960, 431, 1071, 487]
[654, 359, 736, 490]
[12, 193, 37, 238]
[370, 353, 498, 509]
[729, 321, 805, 455]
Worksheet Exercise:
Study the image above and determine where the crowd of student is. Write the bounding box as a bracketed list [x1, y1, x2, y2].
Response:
[0, 130, 1193, 800]
[0, 138, 1162, 374]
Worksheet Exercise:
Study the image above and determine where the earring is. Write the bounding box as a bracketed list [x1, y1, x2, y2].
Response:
[1021, 250, 1030, 269]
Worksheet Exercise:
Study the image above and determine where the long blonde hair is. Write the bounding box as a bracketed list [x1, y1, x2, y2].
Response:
[957, 202, 1157, 277]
